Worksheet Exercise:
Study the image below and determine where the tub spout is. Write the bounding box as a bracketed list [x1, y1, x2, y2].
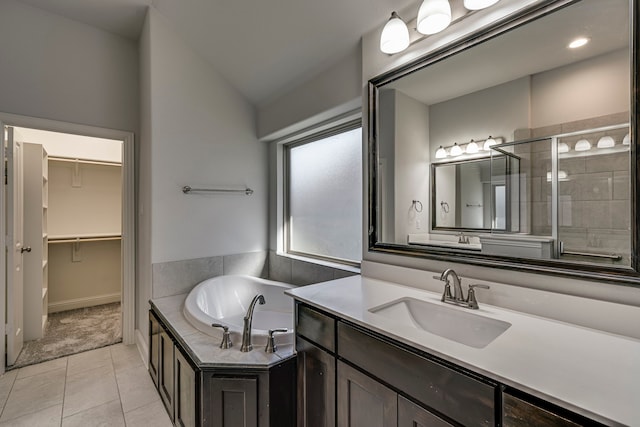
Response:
[240, 294, 265, 352]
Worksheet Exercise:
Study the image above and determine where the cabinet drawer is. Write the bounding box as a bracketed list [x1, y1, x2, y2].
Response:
[296, 303, 335, 352]
[338, 322, 496, 427]
[503, 393, 583, 427]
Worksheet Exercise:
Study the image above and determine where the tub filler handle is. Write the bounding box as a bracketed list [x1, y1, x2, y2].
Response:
[211, 323, 233, 349]
[265, 328, 288, 353]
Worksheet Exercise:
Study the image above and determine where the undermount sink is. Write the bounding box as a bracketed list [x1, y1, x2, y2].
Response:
[369, 297, 511, 349]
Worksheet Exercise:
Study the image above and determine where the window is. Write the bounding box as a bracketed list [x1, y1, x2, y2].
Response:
[285, 123, 362, 265]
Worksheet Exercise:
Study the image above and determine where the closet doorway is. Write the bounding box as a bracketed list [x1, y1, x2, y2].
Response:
[1, 114, 135, 372]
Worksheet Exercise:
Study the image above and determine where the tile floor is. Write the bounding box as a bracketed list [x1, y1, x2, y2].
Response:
[0, 344, 172, 426]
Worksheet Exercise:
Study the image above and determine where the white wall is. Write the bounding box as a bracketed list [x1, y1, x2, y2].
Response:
[0, 0, 138, 132]
[147, 9, 267, 265]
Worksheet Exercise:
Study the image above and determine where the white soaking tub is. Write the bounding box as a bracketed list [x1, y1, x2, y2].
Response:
[183, 275, 295, 349]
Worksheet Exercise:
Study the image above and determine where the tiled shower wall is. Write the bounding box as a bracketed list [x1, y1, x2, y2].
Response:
[151, 250, 358, 298]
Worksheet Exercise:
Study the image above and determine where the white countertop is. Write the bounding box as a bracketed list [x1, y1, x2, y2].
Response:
[286, 276, 640, 427]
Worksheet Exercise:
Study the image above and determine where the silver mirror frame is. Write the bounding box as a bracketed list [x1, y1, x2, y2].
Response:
[367, 0, 640, 285]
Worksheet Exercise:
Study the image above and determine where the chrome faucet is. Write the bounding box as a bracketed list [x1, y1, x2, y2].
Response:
[457, 232, 470, 244]
[434, 269, 490, 309]
[240, 294, 265, 352]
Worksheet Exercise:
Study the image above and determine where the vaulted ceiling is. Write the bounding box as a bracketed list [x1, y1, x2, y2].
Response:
[17, 0, 414, 106]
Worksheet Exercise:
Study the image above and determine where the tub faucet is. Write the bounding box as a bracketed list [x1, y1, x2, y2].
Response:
[240, 294, 265, 352]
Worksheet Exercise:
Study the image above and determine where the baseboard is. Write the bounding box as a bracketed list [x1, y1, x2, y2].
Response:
[135, 328, 149, 369]
[48, 293, 121, 313]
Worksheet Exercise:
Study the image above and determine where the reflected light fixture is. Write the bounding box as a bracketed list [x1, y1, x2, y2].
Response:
[450, 142, 463, 156]
[547, 170, 569, 182]
[466, 139, 479, 154]
[596, 135, 615, 149]
[558, 142, 570, 153]
[435, 146, 448, 159]
[483, 136, 497, 151]
[463, 0, 500, 10]
[568, 37, 590, 49]
[574, 138, 591, 151]
[380, 12, 410, 54]
[417, 0, 452, 35]
[623, 133, 630, 145]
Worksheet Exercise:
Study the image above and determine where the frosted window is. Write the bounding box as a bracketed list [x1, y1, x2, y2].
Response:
[288, 127, 362, 263]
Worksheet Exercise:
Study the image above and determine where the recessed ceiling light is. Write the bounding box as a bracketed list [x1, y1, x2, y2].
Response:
[568, 37, 590, 49]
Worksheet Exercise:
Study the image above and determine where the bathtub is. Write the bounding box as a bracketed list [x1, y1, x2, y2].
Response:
[183, 275, 296, 349]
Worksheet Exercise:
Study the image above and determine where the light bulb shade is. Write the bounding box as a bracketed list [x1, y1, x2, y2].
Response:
[466, 140, 479, 154]
[558, 142, 570, 153]
[483, 136, 497, 151]
[623, 133, 630, 145]
[435, 146, 448, 159]
[574, 139, 591, 152]
[464, 0, 500, 10]
[450, 143, 463, 156]
[380, 12, 410, 54]
[417, 0, 452, 35]
[596, 135, 615, 149]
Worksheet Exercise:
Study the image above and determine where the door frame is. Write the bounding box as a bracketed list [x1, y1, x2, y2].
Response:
[0, 112, 136, 373]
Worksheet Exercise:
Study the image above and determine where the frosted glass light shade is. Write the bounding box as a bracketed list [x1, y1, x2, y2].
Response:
[483, 136, 497, 150]
[574, 139, 591, 151]
[558, 142, 570, 153]
[435, 146, 448, 159]
[380, 12, 410, 54]
[417, 0, 452, 35]
[466, 140, 479, 154]
[450, 143, 463, 156]
[596, 135, 615, 149]
[623, 133, 630, 145]
[464, 0, 499, 10]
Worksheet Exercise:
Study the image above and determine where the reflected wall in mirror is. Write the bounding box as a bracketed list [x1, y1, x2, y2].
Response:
[370, 0, 638, 280]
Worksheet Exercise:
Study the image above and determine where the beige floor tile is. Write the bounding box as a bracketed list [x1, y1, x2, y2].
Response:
[116, 364, 159, 413]
[63, 364, 119, 418]
[67, 347, 113, 377]
[0, 368, 66, 423]
[123, 400, 172, 427]
[110, 344, 141, 362]
[0, 370, 18, 410]
[0, 404, 62, 427]
[111, 345, 144, 374]
[62, 399, 125, 427]
[16, 357, 67, 380]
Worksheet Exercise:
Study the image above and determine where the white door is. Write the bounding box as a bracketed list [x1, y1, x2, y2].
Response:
[5, 126, 25, 366]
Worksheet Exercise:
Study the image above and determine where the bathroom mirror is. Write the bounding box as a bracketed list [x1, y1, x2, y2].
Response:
[369, 0, 639, 283]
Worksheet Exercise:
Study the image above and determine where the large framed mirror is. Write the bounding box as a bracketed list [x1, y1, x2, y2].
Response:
[368, 0, 639, 283]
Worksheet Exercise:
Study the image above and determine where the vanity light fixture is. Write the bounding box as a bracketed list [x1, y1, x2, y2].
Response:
[417, 0, 452, 35]
[483, 136, 498, 150]
[466, 139, 479, 154]
[450, 142, 463, 156]
[623, 133, 630, 145]
[435, 146, 448, 159]
[463, 0, 500, 10]
[574, 138, 592, 151]
[558, 142, 570, 153]
[380, 12, 411, 54]
[596, 135, 615, 149]
[568, 37, 590, 49]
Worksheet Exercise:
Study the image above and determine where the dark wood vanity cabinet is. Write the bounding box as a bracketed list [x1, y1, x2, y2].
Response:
[294, 302, 606, 427]
[149, 308, 295, 427]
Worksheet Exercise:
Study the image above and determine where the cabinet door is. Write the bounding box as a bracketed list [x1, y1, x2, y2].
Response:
[206, 376, 258, 427]
[175, 349, 197, 427]
[503, 393, 583, 427]
[398, 396, 454, 427]
[159, 329, 175, 421]
[148, 311, 161, 388]
[337, 361, 397, 427]
[297, 336, 335, 427]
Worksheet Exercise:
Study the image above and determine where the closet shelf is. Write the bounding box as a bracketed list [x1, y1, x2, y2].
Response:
[49, 156, 121, 167]
[48, 234, 121, 244]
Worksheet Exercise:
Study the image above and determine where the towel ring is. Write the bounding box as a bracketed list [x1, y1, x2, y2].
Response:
[412, 200, 423, 213]
[440, 201, 450, 213]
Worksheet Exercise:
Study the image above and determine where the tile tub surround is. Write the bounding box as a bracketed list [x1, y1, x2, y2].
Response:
[150, 293, 294, 367]
[0, 344, 171, 427]
[287, 276, 640, 427]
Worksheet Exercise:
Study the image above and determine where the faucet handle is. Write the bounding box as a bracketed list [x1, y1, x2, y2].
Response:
[466, 284, 490, 309]
[265, 328, 288, 353]
[211, 323, 233, 349]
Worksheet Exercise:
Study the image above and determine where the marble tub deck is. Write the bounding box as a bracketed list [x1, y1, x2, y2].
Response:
[150, 294, 295, 368]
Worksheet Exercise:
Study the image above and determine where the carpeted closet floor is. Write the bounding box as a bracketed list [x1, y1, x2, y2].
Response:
[11, 302, 122, 369]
